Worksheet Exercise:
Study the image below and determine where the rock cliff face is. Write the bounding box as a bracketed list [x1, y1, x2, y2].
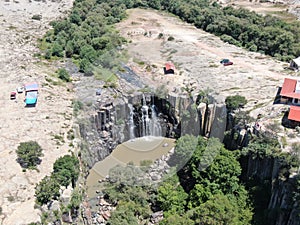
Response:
[224, 110, 300, 225]
[240, 153, 300, 225]
[79, 93, 227, 168]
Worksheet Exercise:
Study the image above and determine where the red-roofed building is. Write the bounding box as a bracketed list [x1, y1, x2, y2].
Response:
[280, 78, 300, 105]
[164, 62, 175, 74]
[288, 106, 300, 122]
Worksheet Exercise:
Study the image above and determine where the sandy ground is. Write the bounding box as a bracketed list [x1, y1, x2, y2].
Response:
[0, 0, 74, 224]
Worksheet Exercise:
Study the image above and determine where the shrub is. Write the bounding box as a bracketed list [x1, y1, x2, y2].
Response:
[72, 100, 84, 117]
[32, 14, 42, 20]
[158, 33, 164, 39]
[16, 141, 43, 169]
[167, 36, 175, 41]
[35, 176, 60, 205]
[51, 42, 64, 57]
[53, 154, 80, 188]
[225, 95, 247, 111]
[57, 68, 71, 82]
[220, 34, 242, 47]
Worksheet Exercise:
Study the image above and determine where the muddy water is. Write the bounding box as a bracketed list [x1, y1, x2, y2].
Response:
[86, 136, 175, 198]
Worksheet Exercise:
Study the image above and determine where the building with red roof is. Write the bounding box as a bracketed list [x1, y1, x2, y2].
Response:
[280, 78, 300, 122]
[288, 106, 300, 122]
[280, 78, 300, 104]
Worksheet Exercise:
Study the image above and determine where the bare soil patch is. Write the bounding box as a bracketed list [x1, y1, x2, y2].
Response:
[0, 0, 74, 224]
[227, 0, 299, 20]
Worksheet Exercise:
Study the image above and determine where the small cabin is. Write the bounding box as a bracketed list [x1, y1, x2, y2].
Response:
[164, 62, 175, 74]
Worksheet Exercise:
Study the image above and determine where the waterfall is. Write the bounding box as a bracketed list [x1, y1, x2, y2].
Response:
[141, 94, 162, 137]
[141, 104, 150, 136]
[128, 103, 135, 139]
[150, 105, 162, 136]
[127, 95, 163, 138]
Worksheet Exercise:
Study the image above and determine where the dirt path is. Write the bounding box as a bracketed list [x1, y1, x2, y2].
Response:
[0, 0, 74, 224]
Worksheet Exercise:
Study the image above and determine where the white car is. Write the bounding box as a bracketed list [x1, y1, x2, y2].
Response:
[17, 86, 24, 93]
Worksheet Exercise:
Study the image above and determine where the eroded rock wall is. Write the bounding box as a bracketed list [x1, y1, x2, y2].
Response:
[80, 93, 227, 168]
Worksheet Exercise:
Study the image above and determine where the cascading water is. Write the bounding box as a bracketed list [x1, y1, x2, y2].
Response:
[141, 104, 150, 136]
[150, 105, 162, 136]
[128, 103, 136, 139]
[127, 94, 163, 138]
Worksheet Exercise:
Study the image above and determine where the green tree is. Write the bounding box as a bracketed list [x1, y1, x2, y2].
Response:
[240, 136, 280, 159]
[104, 164, 153, 222]
[188, 193, 242, 225]
[157, 175, 188, 215]
[225, 95, 247, 111]
[51, 42, 64, 57]
[168, 134, 198, 169]
[57, 68, 71, 82]
[79, 44, 97, 62]
[35, 176, 60, 205]
[65, 41, 74, 57]
[53, 154, 79, 188]
[108, 205, 139, 225]
[16, 141, 43, 169]
[79, 58, 92, 73]
[160, 214, 194, 225]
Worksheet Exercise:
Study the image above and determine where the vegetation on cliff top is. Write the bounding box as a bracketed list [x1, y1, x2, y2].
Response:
[35, 154, 80, 205]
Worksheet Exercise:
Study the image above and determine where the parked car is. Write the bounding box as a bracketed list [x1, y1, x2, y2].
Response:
[17, 86, 24, 93]
[10, 91, 16, 100]
[220, 59, 233, 66]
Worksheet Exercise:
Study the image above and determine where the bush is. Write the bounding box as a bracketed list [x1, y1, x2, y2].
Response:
[57, 68, 71, 82]
[72, 100, 84, 117]
[220, 34, 242, 47]
[53, 154, 80, 188]
[51, 42, 64, 57]
[32, 14, 42, 20]
[225, 95, 247, 111]
[167, 36, 175, 41]
[16, 141, 43, 169]
[35, 176, 60, 205]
